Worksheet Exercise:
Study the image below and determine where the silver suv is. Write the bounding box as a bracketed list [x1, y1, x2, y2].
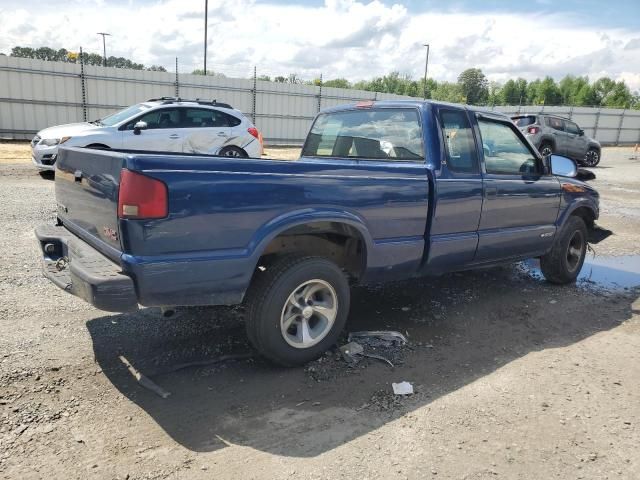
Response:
[512, 114, 601, 167]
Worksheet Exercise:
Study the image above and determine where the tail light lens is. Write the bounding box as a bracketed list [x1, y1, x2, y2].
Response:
[247, 127, 260, 139]
[118, 169, 168, 219]
[527, 126, 540, 134]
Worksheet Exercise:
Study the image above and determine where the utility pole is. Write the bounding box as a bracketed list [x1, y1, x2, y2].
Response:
[97, 32, 111, 67]
[422, 44, 430, 100]
[204, 0, 208, 75]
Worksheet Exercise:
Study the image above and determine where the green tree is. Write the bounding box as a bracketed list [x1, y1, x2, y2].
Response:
[501, 79, 520, 105]
[457, 68, 489, 105]
[323, 78, 351, 89]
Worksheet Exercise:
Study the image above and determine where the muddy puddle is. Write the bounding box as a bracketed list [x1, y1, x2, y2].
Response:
[521, 255, 640, 290]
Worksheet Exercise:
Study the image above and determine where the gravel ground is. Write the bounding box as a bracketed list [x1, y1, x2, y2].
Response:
[0, 143, 639, 480]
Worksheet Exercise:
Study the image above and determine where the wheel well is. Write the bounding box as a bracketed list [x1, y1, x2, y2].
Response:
[539, 137, 554, 149]
[571, 206, 596, 229]
[258, 221, 366, 281]
[84, 143, 110, 150]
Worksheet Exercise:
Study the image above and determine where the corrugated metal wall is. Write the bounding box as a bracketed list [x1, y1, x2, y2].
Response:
[2, 55, 640, 145]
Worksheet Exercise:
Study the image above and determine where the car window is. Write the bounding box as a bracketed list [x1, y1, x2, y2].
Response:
[302, 108, 424, 162]
[124, 108, 180, 130]
[565, 121, 579, 135]
[512, 116, 536, 127]
[546, 117, 565, 132]
[478, 119, 540, 175]
[181, 108, 240, 128]
[439, 109, 478, 173]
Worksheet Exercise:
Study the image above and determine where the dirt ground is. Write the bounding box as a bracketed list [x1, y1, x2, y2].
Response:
[1, 143, 639, 480]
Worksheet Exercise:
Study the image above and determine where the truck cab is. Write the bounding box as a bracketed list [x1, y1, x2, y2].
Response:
[36, 100, 600, 366]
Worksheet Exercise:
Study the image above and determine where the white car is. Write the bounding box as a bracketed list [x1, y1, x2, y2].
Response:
[31, 98, 264, 172]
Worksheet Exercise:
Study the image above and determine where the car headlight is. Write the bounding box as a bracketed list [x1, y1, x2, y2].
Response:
[40, 136, 71, 146]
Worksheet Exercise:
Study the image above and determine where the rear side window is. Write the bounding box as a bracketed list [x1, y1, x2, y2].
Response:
[302, 108, 424, 162]
[478, 119, 540, 175]
[182, 108, 241, 128]
[565, 121, 579, 134]
[438, 109, 478, 173]
[512, 116, 536, 127]
[546, 117, 565, 131]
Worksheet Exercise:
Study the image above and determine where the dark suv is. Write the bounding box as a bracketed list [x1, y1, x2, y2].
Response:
[512, 114, 601, 167]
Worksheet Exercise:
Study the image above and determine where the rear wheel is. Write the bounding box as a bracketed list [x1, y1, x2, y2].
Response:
[540, 216, 588, 284]
[219, 146, 248, 158]
[244, 255, 350, 366]
[539, 142, 553, 157]
[583, 148, 600, 167]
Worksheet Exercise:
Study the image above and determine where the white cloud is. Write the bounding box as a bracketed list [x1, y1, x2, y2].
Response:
[0, 0, 638, 90]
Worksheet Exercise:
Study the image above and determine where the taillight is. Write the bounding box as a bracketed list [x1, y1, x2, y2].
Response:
[118, 169, 168, 219]
[247, 127, 259, 139]
[527, 126, 540, 134]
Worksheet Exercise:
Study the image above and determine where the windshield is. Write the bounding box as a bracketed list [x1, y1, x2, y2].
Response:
[97, 104, 151, 127]
[512, 116, 536, 127]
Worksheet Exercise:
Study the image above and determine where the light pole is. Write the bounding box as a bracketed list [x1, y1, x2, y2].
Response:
[204, 0, 208, 75]
[97, 32, 111, 67]
[422, 43, 430, 100]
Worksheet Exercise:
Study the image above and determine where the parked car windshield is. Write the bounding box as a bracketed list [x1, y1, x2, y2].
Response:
[98, 104, 152, 127]
[512, 116, 536, 127]
[302, 108, 424, 161]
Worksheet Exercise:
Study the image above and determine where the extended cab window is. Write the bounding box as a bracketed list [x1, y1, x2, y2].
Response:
[439, 109, 478, 173]
[302, 108, 424, 162]
[478, 119, 540, 175]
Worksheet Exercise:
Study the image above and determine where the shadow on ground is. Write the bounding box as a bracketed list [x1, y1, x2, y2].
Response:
[87, 264, 639, 457]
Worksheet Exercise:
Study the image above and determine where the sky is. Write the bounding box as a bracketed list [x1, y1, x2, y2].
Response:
[1, 0, 639, 90]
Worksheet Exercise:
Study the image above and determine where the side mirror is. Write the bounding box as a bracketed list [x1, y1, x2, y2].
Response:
[550, 154, 577, 178]
[133, 121, 148, 135]
[578, 129, 584, 136]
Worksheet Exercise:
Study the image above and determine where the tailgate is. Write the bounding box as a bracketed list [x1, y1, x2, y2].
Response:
[55, 147, 124, 260]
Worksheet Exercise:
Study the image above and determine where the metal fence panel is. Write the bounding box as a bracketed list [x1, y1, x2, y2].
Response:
[1, 56, 639, 145]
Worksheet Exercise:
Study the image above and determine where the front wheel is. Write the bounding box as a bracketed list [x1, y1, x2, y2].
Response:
[540, 216, 588, 284]
[583, 148, 600, 167]
[539, 142, 553, 158]
[244, 255, 350, 366]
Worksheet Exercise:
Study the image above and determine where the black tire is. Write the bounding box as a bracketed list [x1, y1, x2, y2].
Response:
[219, 146, 248, 158]
[583, 148, 600, 167]
[539, 142, 553, 157]
[244, 255, 350, 366]
[540, 216, 588, 284]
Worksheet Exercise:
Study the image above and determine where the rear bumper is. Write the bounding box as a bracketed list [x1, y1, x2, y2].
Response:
[35, 225, 138, 312]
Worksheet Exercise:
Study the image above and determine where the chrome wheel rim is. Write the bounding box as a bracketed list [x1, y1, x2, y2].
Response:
[566, 230, 585, 272]
[280, 279, 338, 349]
[584, 150, 598, 166]
[541, 146, 552, 157]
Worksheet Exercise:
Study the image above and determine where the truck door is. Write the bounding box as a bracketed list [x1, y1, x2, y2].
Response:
[474, 113, 561, 263]
[423, 107, 483, 273]
[564, 119, 587, 161]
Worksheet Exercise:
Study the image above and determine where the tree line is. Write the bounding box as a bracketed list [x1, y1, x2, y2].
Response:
[9, 46, 167, 71]
[256, 69, 640, 109]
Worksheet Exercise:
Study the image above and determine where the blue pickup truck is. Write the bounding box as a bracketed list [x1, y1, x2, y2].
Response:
[36, 100, 600, 366]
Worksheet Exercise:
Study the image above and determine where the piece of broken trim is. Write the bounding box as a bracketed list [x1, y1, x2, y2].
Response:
[348, 330, 408, 345]
[392, 381, 414, 395]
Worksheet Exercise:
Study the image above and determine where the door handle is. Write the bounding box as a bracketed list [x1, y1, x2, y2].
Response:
[217, 132, 228, 137]
[169, 134, 180, 139]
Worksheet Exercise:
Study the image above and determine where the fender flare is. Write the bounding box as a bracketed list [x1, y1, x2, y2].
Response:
[247, 208, 375, 266]
[556, 197, 599, 229]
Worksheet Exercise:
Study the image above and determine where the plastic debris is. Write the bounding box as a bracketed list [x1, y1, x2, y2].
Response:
[340, 341, 364, 364]
[392, 381, 414, 395]
[348, 330, 408, 346]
